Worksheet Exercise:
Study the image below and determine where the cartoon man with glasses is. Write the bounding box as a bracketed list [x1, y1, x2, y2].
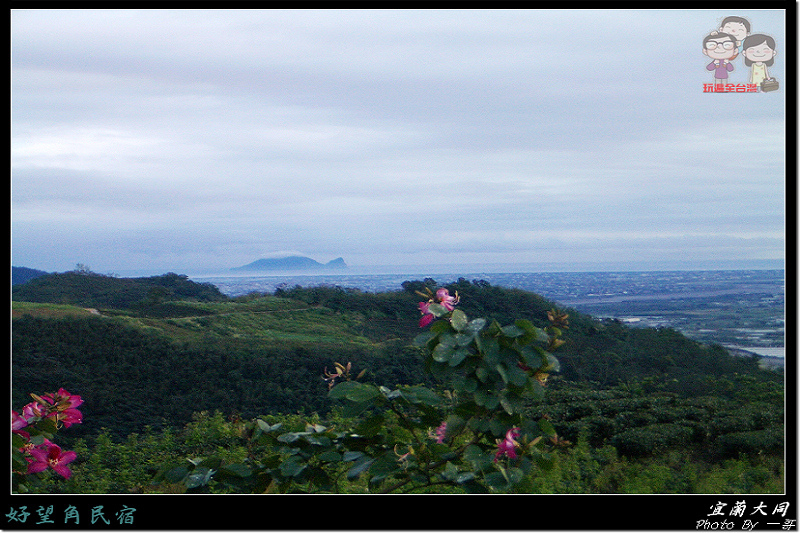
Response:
[703, 32, 738, 88]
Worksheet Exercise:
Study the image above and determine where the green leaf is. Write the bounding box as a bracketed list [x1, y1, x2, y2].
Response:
[441, 461, 460, 481]
[484, 471, 507, 488]
[520, 345, 547, 370]
[496, 363, 509, 384]
[456, 472, 476, 484]
[543, 353, 561, 373]
[317, 450, 342, 463]
[369, 452, 401, 481]
[329, 381, 381, 402]
[506, 467, 525, 485]
[478, 336, 500, 364]
[427, 303, 450, 317]
[515, 319, 550, 344]
[454, 332, 474, 347]
[342, 451, 365, 462]
[164, 465, 189, 483]
[501, 325, 524, 338]
[280, 457, 307, 478]
[506, 362, 529, 387]
[217, 463, 252, 478]
[449, 347, 469, 367]
[185, 467, 216, 489]
[328, 380, 359, 399]
[433, 342, 455, 363]
[500, 396, 514, 415]
[466, 318, 487, 334]
[346, 383, 382, 402]
[277, 432, 303, 444]
[474, 389, 499, 409]
[401, 386, 442, 407]
[347, 456, 375, 480]
[257, 419, 282, 433]
[450, 309, 468, 332]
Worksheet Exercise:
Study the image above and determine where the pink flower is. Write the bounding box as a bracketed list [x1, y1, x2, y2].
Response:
[56, 408, 83, 428]
[19, 437, 52, 454]
[12, 411, 31, 440]
[12, 411, 28, 431]
[26, 443, 77, 479]
[417, 288, 459, 328]
[42, 388, 83, 410]
[431, 422, 447, 443]
[22, 402, 44, 420]
[494, 427, 521, 462]
[37, 389, 83, 428]
[436, 288, 458, 311]
[418, 302, 435, 327]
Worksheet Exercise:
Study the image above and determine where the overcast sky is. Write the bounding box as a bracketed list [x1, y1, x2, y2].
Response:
[12, 9, 787, 276]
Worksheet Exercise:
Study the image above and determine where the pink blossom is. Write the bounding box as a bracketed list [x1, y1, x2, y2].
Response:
[12, 411, 31, 440]
[26, 443, 77, 479]
[12, 411, 28, 431]
[418, 302, 435, 327]
[417, 288, 459, 328]
[53, 406, 83, 428]
[436, 288, 458, 311]
[19, 437, 52, 454]
[494, 427, 521, 462]
[432, 422, 447, 443]
[22, 402, 44, 420]
[36, 389, 83, 428]
[41, 389, 83, 411]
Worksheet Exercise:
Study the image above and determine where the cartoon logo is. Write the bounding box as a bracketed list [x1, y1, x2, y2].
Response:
[703, 16, 778, 93]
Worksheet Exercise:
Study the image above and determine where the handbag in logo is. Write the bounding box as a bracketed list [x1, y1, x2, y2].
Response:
[760, 78, 779, 92]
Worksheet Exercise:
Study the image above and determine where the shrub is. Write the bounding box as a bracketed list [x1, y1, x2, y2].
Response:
[713, 427, 784, 459]
[610, 424, 694, 458]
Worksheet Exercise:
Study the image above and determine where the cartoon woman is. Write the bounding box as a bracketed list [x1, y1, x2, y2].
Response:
[742, 34, 777, 90]
[703, 32, 738, 87]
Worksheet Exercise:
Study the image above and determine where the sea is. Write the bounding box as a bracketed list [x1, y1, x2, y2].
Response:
[191, 269, 786, 366]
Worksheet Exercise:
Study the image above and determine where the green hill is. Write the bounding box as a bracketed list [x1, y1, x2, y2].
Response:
[12, 276, 783, 472]
[11, 270, 226, 312]
[12, 266, 50, 285]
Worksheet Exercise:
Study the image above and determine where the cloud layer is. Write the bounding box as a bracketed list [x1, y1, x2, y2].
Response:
[12, 9, 786, 275]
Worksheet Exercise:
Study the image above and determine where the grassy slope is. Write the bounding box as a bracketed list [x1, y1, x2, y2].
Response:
[12, 296, 383, 349]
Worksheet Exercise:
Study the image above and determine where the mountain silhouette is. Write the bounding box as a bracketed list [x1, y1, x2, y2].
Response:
[232, 256, 347, 272]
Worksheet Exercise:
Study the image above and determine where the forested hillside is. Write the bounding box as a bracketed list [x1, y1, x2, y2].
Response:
[12, 270, 226, 311]
[11, 274, 785, 494]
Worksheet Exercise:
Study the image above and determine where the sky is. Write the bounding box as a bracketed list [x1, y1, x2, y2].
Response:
[11, 9, 789, 277]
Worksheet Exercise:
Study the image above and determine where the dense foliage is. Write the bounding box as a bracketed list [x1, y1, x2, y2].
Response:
[12, 270, 226, 311]
[11, 275, 784, 493]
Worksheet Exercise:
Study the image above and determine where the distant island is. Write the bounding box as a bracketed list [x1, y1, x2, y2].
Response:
[231, 256, 347, 272]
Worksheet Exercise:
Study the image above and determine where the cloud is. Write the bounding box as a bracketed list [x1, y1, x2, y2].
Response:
[11, 9, 787, 274]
